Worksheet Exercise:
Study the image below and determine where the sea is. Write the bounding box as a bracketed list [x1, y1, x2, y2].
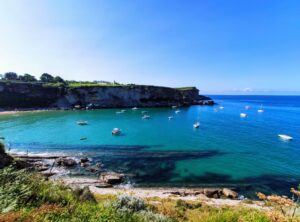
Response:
[0, 95, 299, 197]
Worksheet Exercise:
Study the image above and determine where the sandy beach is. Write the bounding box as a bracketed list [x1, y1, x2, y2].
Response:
[0, 109, 52, 115]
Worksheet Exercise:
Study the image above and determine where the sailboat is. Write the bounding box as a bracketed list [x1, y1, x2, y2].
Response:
[193, 122, 200, 128]
[257, 105, 264, 113]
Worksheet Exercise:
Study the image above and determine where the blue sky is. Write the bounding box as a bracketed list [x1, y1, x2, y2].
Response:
[0, 0, 300, 94]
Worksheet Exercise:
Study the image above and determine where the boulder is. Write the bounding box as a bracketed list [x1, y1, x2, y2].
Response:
[36, 165, 49, 172]
[222, 188, 238, 199]
[86, 165, 101, 173]
[95, 183, 113, 188]
[100, 172, 124, 185]
[80, 157, 89, 163]
[56, 157, 77, 167]
[81, 162, 90, 167]
[203, 188, 221, 198]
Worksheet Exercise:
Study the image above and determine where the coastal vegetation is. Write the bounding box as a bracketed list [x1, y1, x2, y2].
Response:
[0, 142, 300, 222]
[0, 71, 126, 88]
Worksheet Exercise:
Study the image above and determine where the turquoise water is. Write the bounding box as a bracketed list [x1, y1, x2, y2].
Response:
[1, 95, 300, 196]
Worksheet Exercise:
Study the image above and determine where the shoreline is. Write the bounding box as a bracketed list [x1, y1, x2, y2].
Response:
[0, 108, 55, 116]
[12, 153, 247, 203]
[58, 177, 266, 209]
[0, 102, 215, 116]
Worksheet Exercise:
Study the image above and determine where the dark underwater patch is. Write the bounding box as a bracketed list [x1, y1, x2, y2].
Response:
[9, 142, 300, 197]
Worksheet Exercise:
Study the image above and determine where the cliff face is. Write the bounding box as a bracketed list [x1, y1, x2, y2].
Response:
[0, 82, 213, 109]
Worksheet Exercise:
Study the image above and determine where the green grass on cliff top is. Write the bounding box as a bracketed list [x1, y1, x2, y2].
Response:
[0, 80, 196, 91]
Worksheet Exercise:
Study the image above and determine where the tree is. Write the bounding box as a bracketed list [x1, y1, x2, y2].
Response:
[4, 72, 18, 80]
[40, 73, 54, 82]
[54, 76, 65, 83]
[19, 73, 37, 82]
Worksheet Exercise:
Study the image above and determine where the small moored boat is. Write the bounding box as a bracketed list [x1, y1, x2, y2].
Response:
[193, 122, 200, 128]
[278, 134, 293, 141]
[175, 110, 180, 114]
[142, 115, 151, 119]
[132, 107, 138, 110]
[168, 116, 173, 120]
[172, 106, 177, 109]
[245, 105, 251, 110]
[240, 113, 247, 118]
[219, 106, 224, 110]
[77, 120, 88, 125]
[112, 128, 121, 135]
[257, 105, 264, 113]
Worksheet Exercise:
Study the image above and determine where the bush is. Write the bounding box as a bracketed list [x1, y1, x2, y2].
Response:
[133, 210, 173, 222]
[0, 167, 77, 213]
[0, 142, 4, 154]
[114, 195, 146, 213]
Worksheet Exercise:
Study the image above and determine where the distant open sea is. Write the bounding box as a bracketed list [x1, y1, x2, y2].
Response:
[1, 95, 300, 197]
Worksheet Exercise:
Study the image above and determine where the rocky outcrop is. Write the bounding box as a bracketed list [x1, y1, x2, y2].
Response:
[99, 172, 124, 185]
[165, 188, 239, 199]
[0, 82, 64, 108]
[56, 157, 77, 167]
[0, 82, 214, 109]
[222, 188, 238, 199]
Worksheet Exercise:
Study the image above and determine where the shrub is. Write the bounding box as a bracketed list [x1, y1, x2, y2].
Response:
[0, 167, 77, 213]
[114, 195, 146, 213]
[175, 199, 201, 210]
[133, 210, 173, 222]
[0, 142, 4, 154]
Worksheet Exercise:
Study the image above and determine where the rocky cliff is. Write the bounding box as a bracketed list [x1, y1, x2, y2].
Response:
[0, 82, 214, 109]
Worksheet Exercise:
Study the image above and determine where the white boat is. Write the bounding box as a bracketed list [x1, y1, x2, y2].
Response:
[219, 106, 224, 110]
[121, 110, 126, 113]
[240, 113, 247, 118]
[112, 128, 121, 135]
[77, 120, 88, 125]
[142, 115, 151, 119]
[175, 110, 180, 114]
[168, 116, 173, 120]
[278, 134, 293, 141]
[172, 106, 177, 109]
[245, 105, 251, 110]
[141, 111, 148, 114]
[116, 111, 122, 114]
[257, 105, 264, 113]
[132, 107, 138, 110]
[193, 122, 200, 128]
